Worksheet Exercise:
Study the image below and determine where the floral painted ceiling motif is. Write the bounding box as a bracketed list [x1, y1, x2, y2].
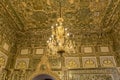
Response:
[2, 0, 111, 32]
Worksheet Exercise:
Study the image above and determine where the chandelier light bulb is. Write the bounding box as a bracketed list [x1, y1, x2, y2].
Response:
[65, 28, 67, 31]
[51, 35, 54, 37]
[51, 26, 54, 28]
[47, 41, 49, 43]
[59, 43, 62, 46]
[49, 38, 51, 41]
[67, 33, 70, 36]
[56, 23, 58, 26]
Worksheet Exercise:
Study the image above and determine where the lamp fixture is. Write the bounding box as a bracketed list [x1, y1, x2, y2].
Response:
[47, 17, 76, 56]
[46, 0, 76, 56]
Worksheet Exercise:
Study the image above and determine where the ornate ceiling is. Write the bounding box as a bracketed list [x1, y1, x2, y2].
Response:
[10, 0, 107, 32]
[0, 0, 120, 47]
[0, 0, 115, 32]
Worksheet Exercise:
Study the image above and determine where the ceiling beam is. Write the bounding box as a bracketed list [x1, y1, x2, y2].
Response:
[100, 0, 120, 32]
[0, 1, 22, 31]
[4, 0, 25, 31]
[106, 0, 120, 27]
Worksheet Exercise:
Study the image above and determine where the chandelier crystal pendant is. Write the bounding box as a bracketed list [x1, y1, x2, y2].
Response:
[47, 18, 76, 56]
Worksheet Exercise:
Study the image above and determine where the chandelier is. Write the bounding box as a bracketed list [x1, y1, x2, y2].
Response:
[47, 17, 76, 56]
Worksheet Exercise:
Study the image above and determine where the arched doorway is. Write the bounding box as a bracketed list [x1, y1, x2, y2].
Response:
[33, 74, 55, 80]
[29, 55, 61, 80]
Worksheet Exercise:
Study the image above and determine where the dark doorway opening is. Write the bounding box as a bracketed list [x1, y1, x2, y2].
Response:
[33, 74, 55, 80]
[45, 79, 52, 80]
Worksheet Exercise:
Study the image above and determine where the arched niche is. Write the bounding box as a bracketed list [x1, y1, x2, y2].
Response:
[29, 71, 61, 80]
[29, 55, 61, 80]
[33, 74, 55, 80]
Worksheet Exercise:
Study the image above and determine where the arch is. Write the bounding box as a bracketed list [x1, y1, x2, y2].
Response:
[29, 55, 61, 80]
[29, 71, 61, 80]
[33, 74, 54, 80]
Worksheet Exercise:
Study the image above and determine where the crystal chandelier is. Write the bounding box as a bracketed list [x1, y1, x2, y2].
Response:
[47, 17, 76, 56]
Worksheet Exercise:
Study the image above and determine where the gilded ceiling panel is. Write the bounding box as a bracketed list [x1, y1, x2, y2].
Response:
[0, 2, 17, 44]
[8, 0, 110, 33]
[1, 0, 120, 48]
